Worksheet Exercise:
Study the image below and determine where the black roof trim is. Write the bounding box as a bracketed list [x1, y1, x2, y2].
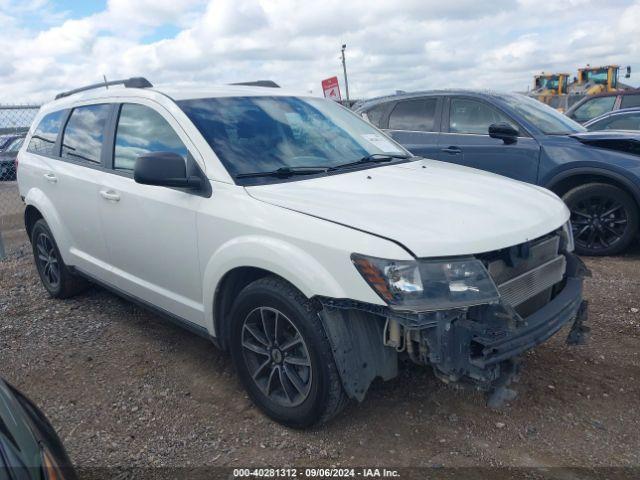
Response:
[229, 80, 280, 88]
[54, 77, 153, 100]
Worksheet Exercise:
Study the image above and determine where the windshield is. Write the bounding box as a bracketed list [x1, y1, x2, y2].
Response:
[178, 96, 410, 182]
[585, 68, 608, 84]
[537, 77, 559, 90]
[500, 94, 586, 135]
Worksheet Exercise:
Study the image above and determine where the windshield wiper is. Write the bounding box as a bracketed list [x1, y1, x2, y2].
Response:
[329, 153, 412, 171]
[236, 166, 330, 179]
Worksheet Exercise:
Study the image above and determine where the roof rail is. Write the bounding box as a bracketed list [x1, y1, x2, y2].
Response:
[54, 77, 153, 100]
[229, 80, 280, 88]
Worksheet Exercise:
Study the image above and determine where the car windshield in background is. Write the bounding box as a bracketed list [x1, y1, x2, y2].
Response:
[500, 94, 587, 135]
[178, 96, 410, 182]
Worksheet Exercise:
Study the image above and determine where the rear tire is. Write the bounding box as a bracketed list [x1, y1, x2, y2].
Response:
[229, 276, 347, 428]
[31, 219, 89, 298]
[563, 183, 639, 256]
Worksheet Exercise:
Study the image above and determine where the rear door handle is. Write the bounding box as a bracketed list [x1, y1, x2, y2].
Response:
[43, 173, 57, 183]
[99, 189, 121, 202]
[441, 146, 462, 154]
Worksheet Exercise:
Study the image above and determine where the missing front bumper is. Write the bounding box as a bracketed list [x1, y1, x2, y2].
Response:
[318, 253, 589, 402]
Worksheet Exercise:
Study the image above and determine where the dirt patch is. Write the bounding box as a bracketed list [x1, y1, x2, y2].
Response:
[0, 242, 639, 471]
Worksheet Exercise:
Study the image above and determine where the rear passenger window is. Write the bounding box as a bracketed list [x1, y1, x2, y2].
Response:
[114, 104, 188, 171]
[27, 110, 65, 156]
[388, 99, 438, 132]
[620, 95, 640, 109]
[61, 104, 111, 164]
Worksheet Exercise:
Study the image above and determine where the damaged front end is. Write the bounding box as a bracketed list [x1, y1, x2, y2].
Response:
[317, 228, 590, 406]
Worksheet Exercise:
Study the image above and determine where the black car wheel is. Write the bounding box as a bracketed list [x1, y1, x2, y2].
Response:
[563, 183, 639, 256]
[229, 276, 347, 428]
[31, 219, 89, 298]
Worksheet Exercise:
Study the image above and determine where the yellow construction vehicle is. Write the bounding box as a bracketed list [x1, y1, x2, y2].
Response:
[533, 72, 571, 95]
[569, 65, 632, 95]
[531, 73, 573, 111]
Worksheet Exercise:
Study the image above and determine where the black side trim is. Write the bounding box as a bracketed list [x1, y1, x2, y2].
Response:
[71, 267, 212, 341]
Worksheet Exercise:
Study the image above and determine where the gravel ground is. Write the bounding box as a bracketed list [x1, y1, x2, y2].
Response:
[1, 229, 639, 477]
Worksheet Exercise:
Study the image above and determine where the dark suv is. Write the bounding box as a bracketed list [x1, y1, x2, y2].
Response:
[355, 90, 640, 256]
[565, 89, 640, 124]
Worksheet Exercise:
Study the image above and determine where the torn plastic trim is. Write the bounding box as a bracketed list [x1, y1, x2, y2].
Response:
[318, 307, 397, 402]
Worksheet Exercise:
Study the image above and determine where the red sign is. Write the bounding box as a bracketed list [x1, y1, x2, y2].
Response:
[322, 76, 341, 101]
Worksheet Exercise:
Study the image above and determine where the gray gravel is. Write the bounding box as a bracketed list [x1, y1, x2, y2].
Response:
[1, 235, 639, 472]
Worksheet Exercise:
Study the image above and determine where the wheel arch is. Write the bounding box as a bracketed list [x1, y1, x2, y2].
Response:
[203, 235, 363, 349]
[22, 190, 72, 259]
[545, 167, 640, 211]
[212, 266, 273, 351]
[24, 204, 44, 240]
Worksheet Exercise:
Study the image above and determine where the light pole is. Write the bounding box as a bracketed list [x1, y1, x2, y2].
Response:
[341, 44, 350, 103]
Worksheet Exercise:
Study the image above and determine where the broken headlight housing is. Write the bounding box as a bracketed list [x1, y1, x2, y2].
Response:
[352, 253, 500, 312]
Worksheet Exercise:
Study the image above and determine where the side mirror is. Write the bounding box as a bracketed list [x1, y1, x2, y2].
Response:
[489, 122, 519, 144]
[134, 152, 202, 189]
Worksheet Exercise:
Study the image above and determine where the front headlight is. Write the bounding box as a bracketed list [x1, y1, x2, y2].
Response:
[562, 220, 575, 252]
[352, 253, 499, 312]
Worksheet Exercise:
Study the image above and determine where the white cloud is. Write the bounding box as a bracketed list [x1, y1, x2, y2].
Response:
[0, 0, 638, 103]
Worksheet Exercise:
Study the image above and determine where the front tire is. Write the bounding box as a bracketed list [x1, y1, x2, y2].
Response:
[563, 183, 639, 256]
[31, 219, 89, 298]
[229, 276, 347, 428]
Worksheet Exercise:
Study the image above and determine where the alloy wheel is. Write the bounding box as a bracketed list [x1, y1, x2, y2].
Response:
[570, 195, 628, 252]
[36, 232, 60, 288]
[241, 307, 313, 407]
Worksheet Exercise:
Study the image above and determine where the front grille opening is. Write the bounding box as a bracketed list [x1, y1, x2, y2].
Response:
[479, 233, 566, 315]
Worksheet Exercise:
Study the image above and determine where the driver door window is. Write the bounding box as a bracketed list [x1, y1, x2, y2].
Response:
[449, 98, 517, 135]
[114, 103, 188, 171]
[572, 96, 616, 123]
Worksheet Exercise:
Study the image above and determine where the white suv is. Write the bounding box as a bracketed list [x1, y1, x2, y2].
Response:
[17, 78, 588, 427]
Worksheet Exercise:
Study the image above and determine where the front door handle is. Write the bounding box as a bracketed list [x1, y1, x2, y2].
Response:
[441, 146, 462, 154]
[43, 173, 57, 183]
[99, 190, 121, 202]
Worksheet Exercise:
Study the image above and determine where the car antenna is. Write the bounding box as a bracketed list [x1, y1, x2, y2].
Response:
[103, 75, 109, 90]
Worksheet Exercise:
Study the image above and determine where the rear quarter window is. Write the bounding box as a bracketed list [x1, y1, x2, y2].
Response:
[26, 110, 66, 156]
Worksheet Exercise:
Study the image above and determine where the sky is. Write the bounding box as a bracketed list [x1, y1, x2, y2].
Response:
[0, 0, 639, 104]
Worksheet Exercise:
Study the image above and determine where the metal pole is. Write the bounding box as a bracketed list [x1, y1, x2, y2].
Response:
[0, 232, 6, 260]
[341, 44, 350, 103]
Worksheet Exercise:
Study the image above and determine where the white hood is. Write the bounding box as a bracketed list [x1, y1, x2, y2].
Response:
[246, 159, 570, 257]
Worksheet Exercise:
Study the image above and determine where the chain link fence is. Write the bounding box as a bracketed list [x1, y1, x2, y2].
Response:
[0, 105, 40, 258]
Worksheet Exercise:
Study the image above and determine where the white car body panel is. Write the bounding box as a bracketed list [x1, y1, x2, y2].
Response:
[17, 83, 569, 339]
[247, 159, 570, 257]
